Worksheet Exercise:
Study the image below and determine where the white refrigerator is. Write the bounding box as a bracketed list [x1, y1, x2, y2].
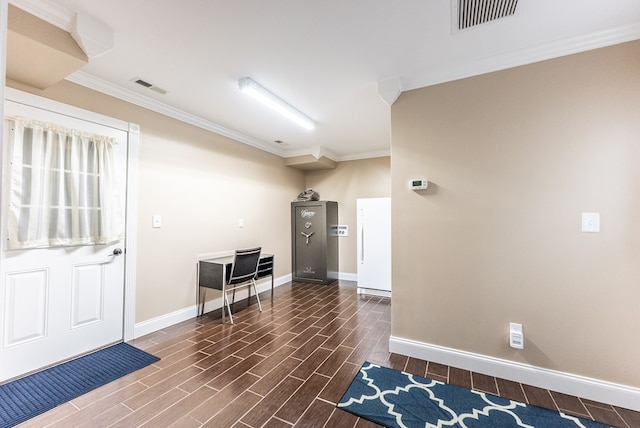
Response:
[357, 197, 391, 296]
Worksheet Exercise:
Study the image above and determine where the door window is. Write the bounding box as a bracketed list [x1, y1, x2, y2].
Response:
[5, 117, 123, 249]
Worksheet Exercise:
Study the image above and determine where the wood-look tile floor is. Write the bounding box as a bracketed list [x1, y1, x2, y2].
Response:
[19, 281, 640, 427]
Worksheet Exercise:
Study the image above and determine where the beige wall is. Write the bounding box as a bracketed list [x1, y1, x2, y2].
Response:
[305, 157, 391, 274]
[391, 40, 640, 386]
[7, 80, 305, 323]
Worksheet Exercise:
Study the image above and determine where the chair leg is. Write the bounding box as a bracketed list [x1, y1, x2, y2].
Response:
[252, 280, 262, 312]
[224, 292, 234, 324]
[232, 288, 236, 305]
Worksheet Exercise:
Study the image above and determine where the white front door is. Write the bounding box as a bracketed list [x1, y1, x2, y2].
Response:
[0, 97, 128, 382]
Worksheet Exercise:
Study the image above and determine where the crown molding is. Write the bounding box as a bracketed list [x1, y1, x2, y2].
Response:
[335, 149, 390, 162]
[8, 1, 292, 159]
[67, 70, 390, 162]
[65, 71, 286, 158]
[403, 22, 640, 91]
[8, 0, 73, 30]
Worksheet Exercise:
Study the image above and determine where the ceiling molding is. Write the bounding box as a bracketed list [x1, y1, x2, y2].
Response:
[66, 71, 286, 158]
[282, 145, 390, 162]
[67, 70, 389, 162]
[378, 77, 402, 106]
[336, 150, 390, 162]
[8, 0, 72, 30]
[403, 22, 640, 91]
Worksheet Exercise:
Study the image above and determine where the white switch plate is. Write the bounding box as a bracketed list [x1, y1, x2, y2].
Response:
[581, 212, 600, 233]
[238, 218, 244, 228]
[152, 215, 162, 228]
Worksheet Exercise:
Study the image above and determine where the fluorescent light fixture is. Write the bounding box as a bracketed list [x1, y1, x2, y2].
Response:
[238, 77, 315, 130]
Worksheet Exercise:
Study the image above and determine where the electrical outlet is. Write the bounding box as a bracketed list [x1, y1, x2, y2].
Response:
[509, 322, 524, 349]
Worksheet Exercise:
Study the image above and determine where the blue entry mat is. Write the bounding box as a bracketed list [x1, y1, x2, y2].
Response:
[338, 362, 612, 428]
[0, 342, 159, 428]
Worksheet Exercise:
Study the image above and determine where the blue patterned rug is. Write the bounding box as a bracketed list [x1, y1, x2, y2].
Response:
[338, 362, 611, 428]
[0, 342, 159, 428]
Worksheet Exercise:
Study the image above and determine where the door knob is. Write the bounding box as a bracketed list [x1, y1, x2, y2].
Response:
[110, 248, 123, 256]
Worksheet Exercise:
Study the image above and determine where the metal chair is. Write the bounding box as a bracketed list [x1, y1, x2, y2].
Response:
[223, 247, 263, 324]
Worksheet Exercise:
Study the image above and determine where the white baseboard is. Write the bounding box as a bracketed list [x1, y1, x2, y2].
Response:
[357, 287, 391, 298]
[339, 272, 357, 282]
[133, 274, 291, 339]
[389, 336, 640, 412]
[133, 305, 198, 339]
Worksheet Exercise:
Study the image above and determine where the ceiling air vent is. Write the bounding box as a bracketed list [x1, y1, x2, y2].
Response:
[131, 77, 168, 94]
[455, 0, 518, 30]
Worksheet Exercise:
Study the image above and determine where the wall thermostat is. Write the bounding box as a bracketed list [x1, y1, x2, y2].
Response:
[409, 179, 428, 190]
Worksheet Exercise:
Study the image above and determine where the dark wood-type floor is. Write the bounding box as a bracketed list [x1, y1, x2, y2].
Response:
[19, 281, 640, 427]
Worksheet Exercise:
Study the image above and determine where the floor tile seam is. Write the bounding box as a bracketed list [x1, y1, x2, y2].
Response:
[176, 383, 217, 396]
[544, 388, 562, 413]
[193, 354, 243, 371]
[556, 406, 594, 420]
[136, 364, 205, 394]
[316, 396, 338, 407]
[244, 373, 313, 426]
[292, 348, 337, 380]
[584, 403, 628, 423]
[575, 400, 602, 423]
[153, 351, 218, 372]
[194, 376, 262, 424]
[270, 415, 294, 427]
[289, 373, 307, 382]
[254, 379, 309, 426]
[246, 362, 294, 392]
[126, 386, 189, 418]
[252, 343, 297, 359]
[221, 389, 263, 428]
[325, 407, 360, 428]
[72, 379, 147, 411]
[546, 391, 592, 419]
[615, 416, 634, 428]
[610, 408, 633, 428]
[193, 338, 216, 347]
[232, 336, 279, 357]
[139, 385, 216, 427]
[312, 372, 332, 382]
[499, 380, 527, 407]
[490, 374, 499, 397]
[103, 407, 134, 428]
[582, 400, 617, 412]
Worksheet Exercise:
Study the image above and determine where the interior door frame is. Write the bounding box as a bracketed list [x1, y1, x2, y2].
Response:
[1, 86, 140, 342]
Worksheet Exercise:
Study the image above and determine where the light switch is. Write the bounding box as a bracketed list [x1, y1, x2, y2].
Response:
[581, 212, 600, 233]
[152, 215, 162, 228]
[238, 218, 244, 228]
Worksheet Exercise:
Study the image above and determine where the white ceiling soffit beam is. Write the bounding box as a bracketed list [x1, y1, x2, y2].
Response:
[71, 12, 114, 58]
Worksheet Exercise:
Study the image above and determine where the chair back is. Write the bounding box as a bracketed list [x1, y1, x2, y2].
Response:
[228, 247, 262, 285]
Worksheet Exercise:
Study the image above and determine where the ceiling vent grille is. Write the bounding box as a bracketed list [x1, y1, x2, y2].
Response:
[456, 0, 518, 30]
[131, 77, 167, 94]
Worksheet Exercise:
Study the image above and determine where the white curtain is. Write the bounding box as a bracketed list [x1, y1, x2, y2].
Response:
[6, 117, 123, 250]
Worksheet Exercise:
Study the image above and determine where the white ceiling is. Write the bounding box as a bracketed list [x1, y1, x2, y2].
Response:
[9, 0, 640, 161]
